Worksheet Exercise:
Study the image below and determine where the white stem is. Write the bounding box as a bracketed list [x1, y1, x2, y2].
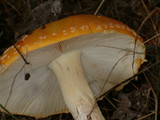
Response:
[48, 51, 105, 120]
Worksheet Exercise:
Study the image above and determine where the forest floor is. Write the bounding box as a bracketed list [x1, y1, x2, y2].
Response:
[0, 0, 160, 120]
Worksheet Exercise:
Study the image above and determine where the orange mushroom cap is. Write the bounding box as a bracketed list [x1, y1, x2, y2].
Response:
[0, 15, 142, 72]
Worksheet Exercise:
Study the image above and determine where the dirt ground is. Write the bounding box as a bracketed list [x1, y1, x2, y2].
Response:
[0, 0, 160, 120]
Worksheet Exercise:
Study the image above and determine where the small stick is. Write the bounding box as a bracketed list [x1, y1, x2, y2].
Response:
[13, 44, 30, 65]
[94, 0, 105, 15]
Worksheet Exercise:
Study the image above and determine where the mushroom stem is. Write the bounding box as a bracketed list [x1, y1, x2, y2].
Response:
[48, 51, 105, 120]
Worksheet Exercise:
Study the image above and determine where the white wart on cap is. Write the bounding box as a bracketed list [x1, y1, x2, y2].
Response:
[0, 15, 145, 119]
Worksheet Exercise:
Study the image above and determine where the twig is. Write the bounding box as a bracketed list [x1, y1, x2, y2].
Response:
[139, 0, 160, 33]
[88, 54, 130, 118]
[0, 104, 19, 120]
[5, 64, 25, 107]
[143, 73, 158, 120]
[97, 45, 144, 54]
[99, 61, 160, 99]
[13, 45, 30, 65]
[5, 0, 21, 16]
[144, 33, 160, 44]
[147, 70, 159, 81]
[105, 97, 117, 109]
[136, 111, 155, 120]
[137, 7, 159, 33]
[94, 0, 105, 15]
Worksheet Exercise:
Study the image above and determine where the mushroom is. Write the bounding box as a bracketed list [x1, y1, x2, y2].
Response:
[0, 15, 145, 119]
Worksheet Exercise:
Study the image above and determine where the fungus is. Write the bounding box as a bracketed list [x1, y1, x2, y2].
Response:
[0, 15, 145, 120]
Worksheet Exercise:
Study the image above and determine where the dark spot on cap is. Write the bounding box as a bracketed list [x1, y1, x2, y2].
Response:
[25, 73, 30, 80]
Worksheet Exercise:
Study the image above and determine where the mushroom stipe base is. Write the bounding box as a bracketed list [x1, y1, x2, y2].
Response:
[48, 51, 105, 120]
